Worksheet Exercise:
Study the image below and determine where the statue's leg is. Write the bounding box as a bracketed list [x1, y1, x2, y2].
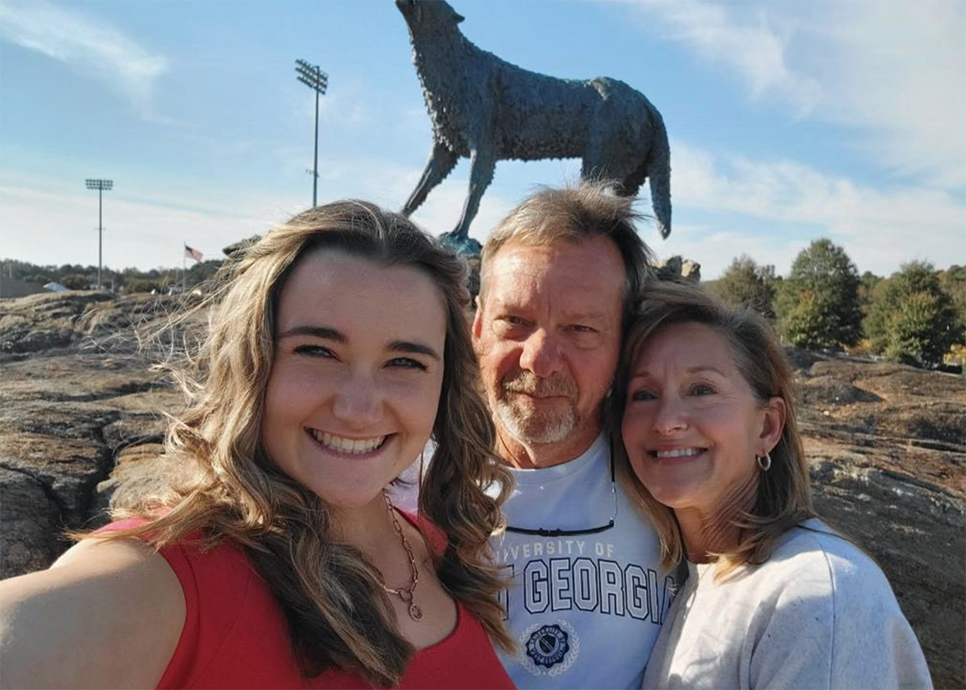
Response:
[402, 141, 459, 216]
[581, 95, 642, 195]
[580, 137, 605, 182]
[580, 98, 609, 182]
[453, 148, 496, 241]
[583, 134, 637, 194]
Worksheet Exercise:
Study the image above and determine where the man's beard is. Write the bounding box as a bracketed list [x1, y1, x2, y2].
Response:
[493, 370, 580, 445]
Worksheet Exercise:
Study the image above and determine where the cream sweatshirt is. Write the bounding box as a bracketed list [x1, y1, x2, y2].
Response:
[642, 520, 932, 689]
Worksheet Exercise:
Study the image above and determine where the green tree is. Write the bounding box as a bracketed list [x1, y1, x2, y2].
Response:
[710, 255, 777, 317]
[185, 259, 223, 288]
[885, 293, 947, 366]
[60, 273, 91, 290]
[775, 239, 862, 348]
[865, 261, 962, 367]
[778, 288, 844, 349]
[124, 278, 164, 294]
[937, 264, 965, 334]
[858, 271, 882, 318]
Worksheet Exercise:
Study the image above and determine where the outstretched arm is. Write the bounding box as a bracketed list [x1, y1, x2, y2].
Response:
[0, 537, 185, 690]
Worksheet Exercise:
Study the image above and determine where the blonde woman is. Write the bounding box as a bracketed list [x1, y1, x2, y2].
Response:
[613, 282, 931, 690]
[0, 201, 515, 689]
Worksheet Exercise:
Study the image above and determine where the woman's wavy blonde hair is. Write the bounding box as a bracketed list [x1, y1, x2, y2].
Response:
[610, 281, 816, 576]
[95, 200, 513, 687]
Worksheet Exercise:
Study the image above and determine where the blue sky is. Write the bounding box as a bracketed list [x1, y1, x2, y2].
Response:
[1, 0, 963, 279]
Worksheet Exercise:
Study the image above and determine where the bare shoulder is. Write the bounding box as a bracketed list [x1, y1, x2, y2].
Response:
[0, 536, 185, 689]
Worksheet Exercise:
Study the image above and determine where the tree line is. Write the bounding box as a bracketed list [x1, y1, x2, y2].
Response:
[704, 239, 965, 370]
[0, 258, 224, 294]
[4, 238, 964, 370]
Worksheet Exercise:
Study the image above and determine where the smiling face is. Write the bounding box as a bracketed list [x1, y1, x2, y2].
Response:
[621, 321, 784, 519]
[473, 237, 625, 466]
[261, 249, 446, 514]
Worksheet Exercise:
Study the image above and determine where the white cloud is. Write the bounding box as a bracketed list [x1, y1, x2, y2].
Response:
[0, 0, 168, 116]
[653, 140, 966, 278]
[818, 1, 966, 188]
[316, 91, 371, 127]
[4, 146, 959, 281]
[304, 156, 516, 243]
[624, 0, 822, 114]
[0, 160, 518, 270]
[0, 177, 300, 270]
[293, 145, 963, 282]
[621, 0, 966, 188]
[653, 224, 810, 282]
[405, 182, 515, 244]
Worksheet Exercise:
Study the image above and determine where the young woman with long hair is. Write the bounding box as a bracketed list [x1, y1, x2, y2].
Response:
[0, 201, 515, 689]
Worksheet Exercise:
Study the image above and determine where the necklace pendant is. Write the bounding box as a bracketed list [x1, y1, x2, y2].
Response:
[408, 602, 423, 621]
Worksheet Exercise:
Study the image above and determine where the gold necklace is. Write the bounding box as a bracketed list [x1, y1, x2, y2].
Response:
[380, 490, 422, 622]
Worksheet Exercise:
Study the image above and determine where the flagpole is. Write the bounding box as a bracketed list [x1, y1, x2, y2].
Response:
[182, 242, 186, 292]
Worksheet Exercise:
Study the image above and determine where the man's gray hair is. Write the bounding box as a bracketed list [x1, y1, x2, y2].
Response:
[479, 179, 654, 329]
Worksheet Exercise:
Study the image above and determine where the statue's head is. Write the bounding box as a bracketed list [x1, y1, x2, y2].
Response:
[396, 0, 465, 33]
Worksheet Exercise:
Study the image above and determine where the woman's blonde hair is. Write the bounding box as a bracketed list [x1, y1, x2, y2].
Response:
[611, 281, 815, 574]
[95, 200, 513, 686]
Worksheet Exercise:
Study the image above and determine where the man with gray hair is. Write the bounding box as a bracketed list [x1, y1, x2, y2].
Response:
[473, 181, 673, 689]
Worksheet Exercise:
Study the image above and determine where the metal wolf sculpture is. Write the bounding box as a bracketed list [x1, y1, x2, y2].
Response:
[396, 0, 672, 247]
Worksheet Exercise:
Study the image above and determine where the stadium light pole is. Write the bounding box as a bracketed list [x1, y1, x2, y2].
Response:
[85, 178, 113, 290]
[295, 59, 328, 207]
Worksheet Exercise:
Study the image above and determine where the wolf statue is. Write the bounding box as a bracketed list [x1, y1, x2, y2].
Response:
[396, 0, 671, 252]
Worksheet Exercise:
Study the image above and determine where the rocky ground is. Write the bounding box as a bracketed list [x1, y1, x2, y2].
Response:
[791, 350, 964, 689]
[1, 291, 964, 688]
[1, 292, 190, 574]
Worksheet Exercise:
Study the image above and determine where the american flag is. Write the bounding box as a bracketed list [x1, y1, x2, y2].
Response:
[184, 244, 203, 262]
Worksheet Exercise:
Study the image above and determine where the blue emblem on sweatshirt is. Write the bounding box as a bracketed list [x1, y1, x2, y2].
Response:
[526, 624, 570, 668]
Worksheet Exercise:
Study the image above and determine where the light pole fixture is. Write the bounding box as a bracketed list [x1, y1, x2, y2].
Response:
[295, 59, 328, 207]
[85, 178, 113, 290]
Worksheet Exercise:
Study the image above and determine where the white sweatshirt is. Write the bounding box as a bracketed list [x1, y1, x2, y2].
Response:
[642, 520, 932, 689]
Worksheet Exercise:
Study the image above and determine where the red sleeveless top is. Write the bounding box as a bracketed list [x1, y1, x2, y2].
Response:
[106, 517, 514, 689]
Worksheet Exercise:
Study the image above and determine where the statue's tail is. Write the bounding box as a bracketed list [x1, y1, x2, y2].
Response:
[646, 107, 672, 239]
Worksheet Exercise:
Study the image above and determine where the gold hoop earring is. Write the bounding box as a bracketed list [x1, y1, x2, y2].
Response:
[757, 453, 772, 472]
